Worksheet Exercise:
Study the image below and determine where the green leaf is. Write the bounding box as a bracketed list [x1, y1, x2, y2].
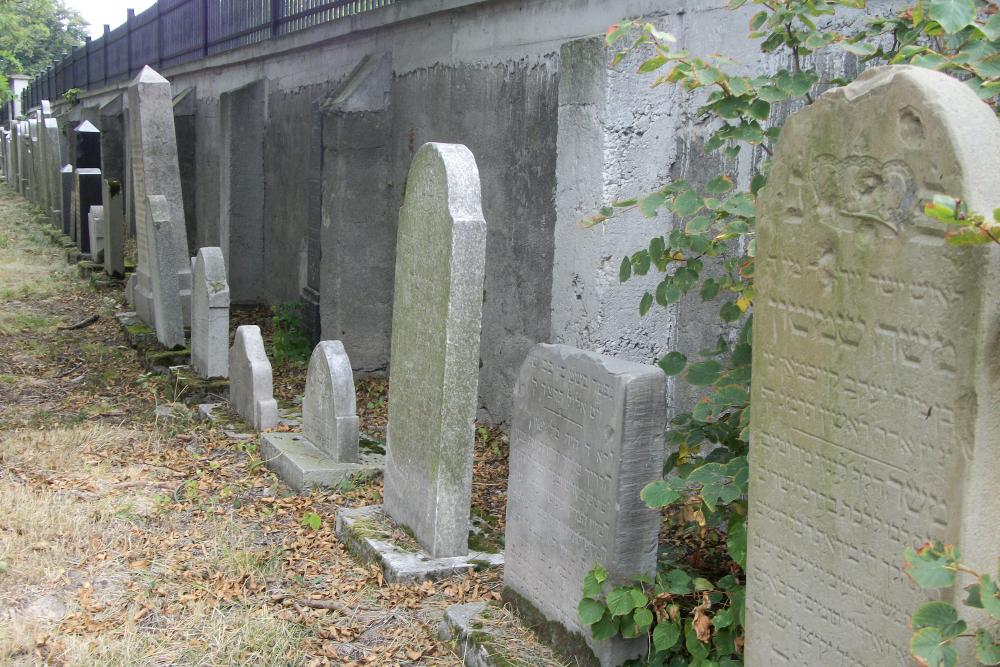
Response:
[688, 462, 741, 511]
[640, 292, 654, 317]
[842, 40, 878, 57]
[748, 98, 771, 121]
[686, 216, 713, 235]
[912, 602, 959, 631]
[675, 189, 705, 217]
[619, 256, 632, 283]
[633, 251, 651, 275]
[658, 351, 687, 375]
[720, 302, 743, 322]
[926, 0, 976, 34]
[976, 629, 1000, 665]
[579, 597, 606, 625]
[706, 175, 734, 195]
[607, 588, 641, 616]
[583, 568, 605, 598]
[640, 192, 667, 217]
[904, 542, 959, 589]
[686, 360, 721, 386]
[726, 522, 747, 569]
[633, 607, 654, 631]
[641, 479, 682, 508]
[700, 279, 720, 301]
[649, 236, 665, 261]
[301, 511, 322, 530]
[910, 627, 958, 667]
[652, 621, 681, 651]
[663, 568, 693, 594]
[981, 575, 1000, 621]
[639, 54, 668, 73]
[591, 611, 620, 641]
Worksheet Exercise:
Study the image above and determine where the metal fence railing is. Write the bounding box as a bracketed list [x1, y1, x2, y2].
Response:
[17, 0, 395, 115]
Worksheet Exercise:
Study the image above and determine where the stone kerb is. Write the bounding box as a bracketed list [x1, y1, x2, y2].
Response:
[382, 142, 488, 560]
[746, 65, 1000, 666]
[502, 344, 665, 667]
[228, 325, 278, 431]
[191, 247, 230, 379]
[302, 340, 359, 463]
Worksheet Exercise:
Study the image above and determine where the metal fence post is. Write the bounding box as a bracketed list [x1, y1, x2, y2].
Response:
[103, 24, 111, 85]
[271, 0, 281, 37]
[127, 8, 135, 77]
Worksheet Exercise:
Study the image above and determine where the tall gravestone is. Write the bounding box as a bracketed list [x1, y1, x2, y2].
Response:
[229, 325, 279, 431]
[127, 66, 192, 335]
[74, 120, 101, 169]
[504, 344, 666, 666]
[102, 177, 126, 276]
[383, 142, 488, 559]
[303, 340, 359, 463]
[747, 65, 1000, 665]
[43, 118, 62, 228]
[191, 247, 230, 379]
[26, 117, 38, 203]
[60, 165, 73, 237]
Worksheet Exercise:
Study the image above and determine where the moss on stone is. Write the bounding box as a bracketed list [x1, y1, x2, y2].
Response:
[501, 586, 601, 667]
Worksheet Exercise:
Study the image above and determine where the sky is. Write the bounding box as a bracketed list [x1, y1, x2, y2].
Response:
[64, 0, 158, 39]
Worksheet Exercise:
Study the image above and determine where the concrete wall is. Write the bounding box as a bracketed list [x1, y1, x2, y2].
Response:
[49, 0, 903, 423]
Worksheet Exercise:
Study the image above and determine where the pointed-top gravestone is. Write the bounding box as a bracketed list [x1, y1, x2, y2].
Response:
[191, 247, 230, 379]
[303, 341, 359, 463]
[383, 143, 488, 559]
[74, 120, 101, 170]
[128, 65, 192, 333]
[229, 325, 278, 431]
[747, 65, 1000, 666]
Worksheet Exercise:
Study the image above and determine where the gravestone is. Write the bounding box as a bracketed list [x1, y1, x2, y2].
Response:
[43, 118, 62, 228]
[74, 168, 102, 255]
[382, 142, 488, 559]
[303, 340, 359, 462]
[503, 344, 666, 666]
[27, 117, 38, 204]
[74, 120, 101, 169]
[261, 340, 380, 492]
[60, 165, 73, 237]
[143, 195, 185, 348]
[102, 177, 126, 277]
[87, 205, 105, 264]
[229, 325, 278, 431]
[127, 66, 192, 332]
[746, 65, 1000, 666]
[191, 247, 230, 379]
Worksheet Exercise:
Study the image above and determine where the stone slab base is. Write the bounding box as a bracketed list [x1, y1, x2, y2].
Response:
[60, 236, 76, 249]
[77, 260, 102, 278]
[335, 505, 504, 584]
[438, 602, 497, 667]
[167, 365, 229, 405]
[90, 273, 124, 290]
[115, 311, 158, 348]
[66, 249, 83, 264]
[260, 432, 383, 493]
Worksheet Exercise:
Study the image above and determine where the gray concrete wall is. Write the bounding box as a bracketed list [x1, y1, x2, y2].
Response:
[51, 0, 904, 423]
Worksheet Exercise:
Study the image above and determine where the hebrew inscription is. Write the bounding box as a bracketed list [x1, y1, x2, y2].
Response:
[746, 66, 1000, 666]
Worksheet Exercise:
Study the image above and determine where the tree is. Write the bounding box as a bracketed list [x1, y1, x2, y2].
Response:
[0, 0, 86, 100]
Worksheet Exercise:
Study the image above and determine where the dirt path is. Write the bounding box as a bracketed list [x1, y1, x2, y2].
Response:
[0, 183, 519, 666]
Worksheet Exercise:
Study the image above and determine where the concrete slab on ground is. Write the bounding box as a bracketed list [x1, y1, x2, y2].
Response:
[260, 432, 383, 493]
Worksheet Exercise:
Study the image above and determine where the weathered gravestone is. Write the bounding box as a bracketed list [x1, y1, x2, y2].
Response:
[191, 247, 230, 379]
[87, 205, 105, 264]
[43, 118, 62, 229]
[382, 142, 488, 559]
[746, 65, 1000, 666]
[27, 117, 38, 204]
[303, 340, 359, 462]
[127, 66, 192, 334]
[228, 325, 278, 431]
[102, 177, 126, 277]
[261, 340, 380, 492]
[144, 194, 185, 348]
[74, 168, 102, 255]
[60, 165, 73, 237]
[503, 344, 666, 667]
[74, 120, 101, 169]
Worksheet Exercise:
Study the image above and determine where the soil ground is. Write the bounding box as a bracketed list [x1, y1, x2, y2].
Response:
[0, 183, 552, 666]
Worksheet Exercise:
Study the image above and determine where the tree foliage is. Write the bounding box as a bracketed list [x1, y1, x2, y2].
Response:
[0, 0, 86, 100]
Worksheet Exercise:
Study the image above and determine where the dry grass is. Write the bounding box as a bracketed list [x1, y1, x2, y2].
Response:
[0, 182, 568, 667]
